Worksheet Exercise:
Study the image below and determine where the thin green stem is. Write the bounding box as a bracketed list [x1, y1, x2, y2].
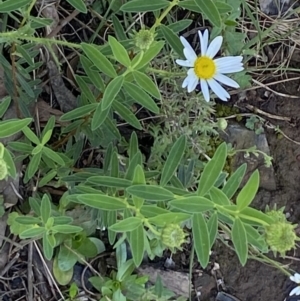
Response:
[150, 0, 180, 31]
[147, 67, 186, 77]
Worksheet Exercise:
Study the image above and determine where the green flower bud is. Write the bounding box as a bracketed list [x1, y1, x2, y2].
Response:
[218, 118, 228, 130]
[266, 209, 286, 223]
[161, 223, 186, 252]
[265, 222, 297, 257]
[134, 29, 155, 50]
[0, 158, 8, 180]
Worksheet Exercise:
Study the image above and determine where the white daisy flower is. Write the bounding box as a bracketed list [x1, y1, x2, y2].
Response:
[176, 29, 244, 102]
[290, 273, 300, 296]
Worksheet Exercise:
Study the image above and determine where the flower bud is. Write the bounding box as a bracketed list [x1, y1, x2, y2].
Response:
[161, 223, 186, 252]
[134, 29, 155, 50]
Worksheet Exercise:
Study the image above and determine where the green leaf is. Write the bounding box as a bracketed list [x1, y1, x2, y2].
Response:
[16, 216, 41, 225]
[0, 118, 32, 139]
[112, 99, 142, 130]
[77, 194, 127, 210]
[194, 0, 222, 28]
[27, 152, 42, 179]
[148, 212, 191, 227]
[232, 218, 248, 266]
[0, 96, 11, 118]
[43, 233, 54, 260]
[131, 165, 146, 209]
[109, 36, 131, 67]
[43, 147, 65, 166]
[244, 224, 268, 252]
[209, 186, 230, 205]
[58, 245, 77, 271]
[52, 225, 82, 234]
[156, 20, 193, 39]
[236, 170, 259, 210]
[20, 227, 45, 239]
[128, 225, 145, 267]
[169, 196, 214, 213]
[80, 56, 105, 91]
[128, 131, 139, 160]
[160, 25, 183, 57]
[75, 76, 96, 102]
[132, 41, 164, 69]
[53, 255, 73, 285]
[3, 148, 16, 178]
[207, 212, 218, 248]
[109, 217, 142, 232]
[91, 103, 110, 131]
[120, 0, 169, 12]
[102, 76, 124, 111]
[239, 207, 274, 226]
[87, 176, 131, 188]
[222, 163, 247, 199]
[161, 136, 186, 186]
[41, 194, 51, 224]
[133, 71, 161, 99]
[66, 0, 87, 13]
[140, 205, 169, 218]
[126, 185, 174, 201]
[193, 213, 210, 268]
[123, 82, 159, 113]
[22, 126, 40, 145]
[197, 142, 227, 196]
[0, 0, 31, 12]
[112, 15, 127, 40]
[81, 43, 117, 78]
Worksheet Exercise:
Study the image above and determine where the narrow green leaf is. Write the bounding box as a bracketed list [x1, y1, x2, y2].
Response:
[109, 217, 142, 232]
[20, 227, 45, 239]
[133, 71, 161, 99]
[140, 205, 169, 218]
[161, 136, 186, 186]
[43, 147, 65, 166]
[169, 196, 214, 213]
[120, 0, 169, 12]
[22, 126, 40, 145]
[87, 176, 132, 188]
[148, 212, 191, 226]
[0, 96, 11, 118]
[123, 82, 159, 113]
[194, 0, 222, 28]
[80, 56, 105, 91]
[131, 165, 146, 209]
[66, 0, 87, 13]
[197, 142, 227, 196]
[77, 194, 127, 210]
[207, 212, 218, 248]
[128, 225, 145, 267]
[52, 225, 82, 234]
[0, 118, 32, 139]
[209, 187, 231, 205]
[27, 152, 42, 179]
[239, 207, 274, 226]
[112, 15, 127, 40]
[102, 76, 124, 111]
[109, 36, 131, 67]
[126, 185, 174, 201]
[3, 148, 16, 178]
[128, 131, 138, 160]
[75, 76, 96, 102]
[232, 218, 248, 266]
[236, 170, 259, 210]
[132, 41, 164, 69]
[60, 104, 97, 121]
[43, 233, 54, 260]
[222, 163, 247, 199]
[81, 43, 117, 78]
[112, 99, 142, 130]
[91, 103, 110, 131]
[193, 213, 210, 268]
[160, 25, 183, 57]
[41, 194, 51, 224]
[16, 216, 41, 225]
[0, 0, 31, 12]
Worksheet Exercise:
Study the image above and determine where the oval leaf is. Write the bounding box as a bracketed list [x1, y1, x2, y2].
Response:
[126, 185, 174, 201]
[232, 218, 248, 266]
[170, 196, 214, 213]
[109, 217, 142, 232]
[77, 194, 127, 210]
[102, 76, 124, 111]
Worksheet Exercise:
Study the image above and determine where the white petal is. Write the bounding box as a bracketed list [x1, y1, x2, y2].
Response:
[176, 59, 194, 67]
[187, 77, 198, 92]
[215, 56, 244, 74]
[214, 73, 240, 88]
[294, 273, 300, 283]
[180, 36, 197, 61]
[199, 30, 208, 56]
[290, 286, 300, 296]
[200, 79, 210, 102]
[182, 69, 197, 90]
[207, 78, 230, 101]
[206, 36, 223, 58]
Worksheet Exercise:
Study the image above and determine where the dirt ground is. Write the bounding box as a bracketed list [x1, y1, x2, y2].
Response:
[213, 79, 300, 301]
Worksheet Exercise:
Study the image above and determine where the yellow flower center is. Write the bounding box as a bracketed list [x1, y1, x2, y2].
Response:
[194, 56, 216, 79]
